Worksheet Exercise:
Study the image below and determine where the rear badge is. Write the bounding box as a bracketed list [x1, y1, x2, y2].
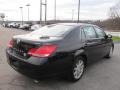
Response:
[23, 53, 27, 57]
[17, 39, 21, 44]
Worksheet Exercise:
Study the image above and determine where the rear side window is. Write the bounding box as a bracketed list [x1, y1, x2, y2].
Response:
[80, 29, 86, 41]
[83, 26, 97, 39]
[30, 24, 73, 37]
[94, 27, 106, 38]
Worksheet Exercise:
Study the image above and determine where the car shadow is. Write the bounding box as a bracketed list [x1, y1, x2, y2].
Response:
[7, 57, 114, 89]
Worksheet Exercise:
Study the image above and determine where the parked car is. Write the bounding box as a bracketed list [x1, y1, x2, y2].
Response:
[19, 24, 31, 30]
[8, 22, 16, 28]
[14, 23, 21, 28]
[30, 24, 41, 31]
[6, 23, 114, 81]
[2, 23, 9, 27]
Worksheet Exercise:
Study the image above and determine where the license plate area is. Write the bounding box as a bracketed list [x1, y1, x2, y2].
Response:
[13, 48, 28, 57]
[12, 40, 37, 58]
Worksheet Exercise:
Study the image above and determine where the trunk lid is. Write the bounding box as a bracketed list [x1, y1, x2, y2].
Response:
[12, 34, 62, 58]
[13, 34, 63, 42]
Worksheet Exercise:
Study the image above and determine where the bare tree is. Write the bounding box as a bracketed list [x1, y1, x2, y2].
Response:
[109, 2, 120, 19]
[107, 2, 120, 30]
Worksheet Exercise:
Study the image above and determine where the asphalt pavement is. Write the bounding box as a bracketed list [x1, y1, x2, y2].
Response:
[0, 26, 120, 90]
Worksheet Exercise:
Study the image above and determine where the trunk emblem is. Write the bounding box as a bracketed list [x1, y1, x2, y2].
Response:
[23, 53, 27, 57]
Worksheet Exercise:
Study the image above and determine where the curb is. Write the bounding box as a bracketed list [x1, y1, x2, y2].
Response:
[114, 41, 120, 44]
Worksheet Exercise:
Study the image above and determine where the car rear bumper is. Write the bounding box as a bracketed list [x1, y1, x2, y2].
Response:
[6, 49, 73, 79]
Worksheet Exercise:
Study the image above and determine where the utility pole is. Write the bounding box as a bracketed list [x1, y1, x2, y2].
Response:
[44, 0, 47, 25]
[40, 0, 47, 25]
[77, 0, 80, 23]
[26, 4, 30, 22]
[72, 9, 74, 21]
[19, 7, 23, 25]
[40, 0, 42, 25]
[54, 0, 56, 21]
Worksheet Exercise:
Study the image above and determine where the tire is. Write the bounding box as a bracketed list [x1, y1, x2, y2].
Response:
[68, 56, 85, 82]
[105, 46, 113, 58]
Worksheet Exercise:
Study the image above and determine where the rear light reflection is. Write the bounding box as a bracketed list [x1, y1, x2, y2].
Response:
[8, 40, 13, 48]
[28, 45, 57, 57]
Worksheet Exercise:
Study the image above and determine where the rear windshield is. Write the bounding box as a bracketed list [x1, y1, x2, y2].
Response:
[30, 24, 73, 37]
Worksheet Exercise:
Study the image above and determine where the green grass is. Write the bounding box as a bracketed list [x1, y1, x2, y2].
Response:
[112, 36, 120, 41]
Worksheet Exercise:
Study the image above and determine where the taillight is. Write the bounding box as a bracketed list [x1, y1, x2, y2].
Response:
[8, 40, 13, 48]
[28, 45, 57, 57]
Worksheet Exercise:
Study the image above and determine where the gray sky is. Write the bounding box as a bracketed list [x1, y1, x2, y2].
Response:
[0, 0, 119, 21]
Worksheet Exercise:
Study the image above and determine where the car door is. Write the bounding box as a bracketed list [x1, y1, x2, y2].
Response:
[82, 26, 101, 63]
[94, 26, 112, 57]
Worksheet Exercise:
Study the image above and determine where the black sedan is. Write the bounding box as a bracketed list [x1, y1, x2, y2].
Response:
[6, 23, 114, 81]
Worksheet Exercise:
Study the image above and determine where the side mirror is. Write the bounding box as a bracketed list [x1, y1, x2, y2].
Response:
[105, 34, 112, 39]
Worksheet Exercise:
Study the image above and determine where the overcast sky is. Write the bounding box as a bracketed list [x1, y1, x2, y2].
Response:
[0, 0, 119, 21]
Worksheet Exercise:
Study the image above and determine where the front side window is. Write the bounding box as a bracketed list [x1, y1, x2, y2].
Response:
[94, 27, 106, 38]
[83, 26, 97, 39]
